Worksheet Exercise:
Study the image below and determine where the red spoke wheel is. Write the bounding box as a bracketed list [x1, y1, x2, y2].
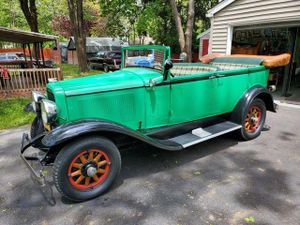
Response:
[244, 106, 262, 133]
[67, 149, 111, 190]
[53, 136, 121, 202]
[239, 98, 266, 141]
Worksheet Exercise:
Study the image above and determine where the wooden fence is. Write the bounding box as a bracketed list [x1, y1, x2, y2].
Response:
[0, 68, 62, 98]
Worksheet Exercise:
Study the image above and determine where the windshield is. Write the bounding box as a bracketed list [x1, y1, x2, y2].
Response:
[123, 48, 165, 71]
[108, 52, 121, 59]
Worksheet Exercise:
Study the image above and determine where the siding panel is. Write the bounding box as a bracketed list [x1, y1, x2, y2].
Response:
[210, 0, 300, 53]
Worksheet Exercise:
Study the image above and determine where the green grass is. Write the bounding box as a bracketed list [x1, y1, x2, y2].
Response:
[0, 97, 35, 130]
[62, 63, 103, 79]
[0, 64, 103, 130]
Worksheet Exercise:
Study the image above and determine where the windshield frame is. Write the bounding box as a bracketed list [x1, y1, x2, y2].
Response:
[121, 45, 171, 75]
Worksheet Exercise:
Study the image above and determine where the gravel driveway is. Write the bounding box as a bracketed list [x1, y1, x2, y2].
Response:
[0, 105, 299, 225]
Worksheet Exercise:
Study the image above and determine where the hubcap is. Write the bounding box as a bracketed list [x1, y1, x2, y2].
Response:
[244, 106, 262, 133]
[67, 149, 111, 190]
[87, 166, 97, 177]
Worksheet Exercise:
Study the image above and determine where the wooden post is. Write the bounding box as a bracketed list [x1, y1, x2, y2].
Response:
[40, 42, 46, 68]
[34, 43, 40, 68]
[22, 44, 28, 68]
[27, 43, 33, 68]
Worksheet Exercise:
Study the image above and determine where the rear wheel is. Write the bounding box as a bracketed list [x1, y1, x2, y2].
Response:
[53, 136, 121, 202]
[239, 98, 266, 140]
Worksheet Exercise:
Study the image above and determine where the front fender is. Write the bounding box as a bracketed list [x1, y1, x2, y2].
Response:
[230, 85, 276, 124]
[42, 119, 182, 151]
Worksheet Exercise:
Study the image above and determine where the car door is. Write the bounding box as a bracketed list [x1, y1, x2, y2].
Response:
[169, 73, 221, 125]
[145, 82, 171, 129]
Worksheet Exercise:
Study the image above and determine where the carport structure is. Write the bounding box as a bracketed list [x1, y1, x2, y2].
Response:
[0, 26, 62, 98]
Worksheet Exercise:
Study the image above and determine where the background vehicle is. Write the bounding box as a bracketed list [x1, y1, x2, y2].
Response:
[0, 52, 25, 61]
[88, 51, 121, 72]
[21, 45, 290, 202]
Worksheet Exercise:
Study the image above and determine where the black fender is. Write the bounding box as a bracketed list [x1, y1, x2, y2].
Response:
[230, 85, 277, 124]
[42, 119, 182, 151]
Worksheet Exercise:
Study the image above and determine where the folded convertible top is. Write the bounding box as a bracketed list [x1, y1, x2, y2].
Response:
[200, 53, 291, 68]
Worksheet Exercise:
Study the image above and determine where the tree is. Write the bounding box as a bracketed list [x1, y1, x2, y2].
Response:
[52, 1, 106, 38]
[67, 0, 88, 73]
[170, 0, 195, 62]
[136, 0, 179, 50]
[99, 0, 143, 43]
[19, 0, 38, 32]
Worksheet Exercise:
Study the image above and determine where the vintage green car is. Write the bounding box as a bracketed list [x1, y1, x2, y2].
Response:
[21, 45, 283, 201]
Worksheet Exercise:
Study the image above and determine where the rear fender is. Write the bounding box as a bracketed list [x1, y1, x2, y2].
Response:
[231, 85, 276, 124]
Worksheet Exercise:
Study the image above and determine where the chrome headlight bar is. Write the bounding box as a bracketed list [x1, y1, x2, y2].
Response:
[32, 91, 45, 103]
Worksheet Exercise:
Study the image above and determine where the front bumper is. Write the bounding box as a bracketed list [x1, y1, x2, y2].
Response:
[20, 133, 47, 186]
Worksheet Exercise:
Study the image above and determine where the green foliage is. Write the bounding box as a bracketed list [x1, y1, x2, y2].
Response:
[136, 1, 180, 52]
[0, 0, 219, 52]
[244, 216, 256, 223]
[0, 0, 29, 30]
[0, 97, 34, 130]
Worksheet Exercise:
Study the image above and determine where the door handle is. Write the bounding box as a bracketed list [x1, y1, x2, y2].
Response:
[216, 74, 225, 78]
[209, 75, 217, 79]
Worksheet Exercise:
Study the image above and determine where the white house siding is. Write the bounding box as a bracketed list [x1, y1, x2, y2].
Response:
[209, 0, 300, 54]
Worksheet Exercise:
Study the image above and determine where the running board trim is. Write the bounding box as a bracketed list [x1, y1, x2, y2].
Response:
[168, 121, 242, 148]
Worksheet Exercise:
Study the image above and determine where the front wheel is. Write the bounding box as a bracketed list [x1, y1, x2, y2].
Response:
[53, 136, 121, 202]
[238, 98, 266, 141]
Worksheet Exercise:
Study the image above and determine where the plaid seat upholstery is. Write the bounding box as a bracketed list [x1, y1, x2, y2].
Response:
[210, 62, 257, 70]
[171, 63, 218, 76]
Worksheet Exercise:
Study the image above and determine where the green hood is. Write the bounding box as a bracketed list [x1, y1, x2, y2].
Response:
[47, 68, 162, 96]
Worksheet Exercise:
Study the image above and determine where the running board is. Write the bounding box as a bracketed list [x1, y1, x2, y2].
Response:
[168, 121, 241, 148]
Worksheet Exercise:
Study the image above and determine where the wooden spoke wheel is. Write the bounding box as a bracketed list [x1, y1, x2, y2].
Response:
[53, 136, 121, 202]
[67, 149, 111, 190]
[238, 98, 266, 141]
[244, 106, 262, 133]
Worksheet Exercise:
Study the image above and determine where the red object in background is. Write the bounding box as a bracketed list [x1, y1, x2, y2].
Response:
[0, 48, 61, 64]
[202, 39, 209, 56]
[0, 65, 9, 79]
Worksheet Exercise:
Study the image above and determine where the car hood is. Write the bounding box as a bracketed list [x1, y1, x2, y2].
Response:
[47, 68, 162, 96]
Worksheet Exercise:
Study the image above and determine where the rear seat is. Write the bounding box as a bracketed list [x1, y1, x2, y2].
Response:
[171, 63, 218, 76]
[210, 57, 263, 70]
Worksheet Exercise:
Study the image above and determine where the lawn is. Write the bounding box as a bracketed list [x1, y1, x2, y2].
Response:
[0, 64, 103, 130]
[62, 63, 103, 79]
[0, 97, 35, 130]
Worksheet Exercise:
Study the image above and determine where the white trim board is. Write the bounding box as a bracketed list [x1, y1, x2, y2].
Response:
[274, 100, 300, 109]
[207, 0, 236, 18]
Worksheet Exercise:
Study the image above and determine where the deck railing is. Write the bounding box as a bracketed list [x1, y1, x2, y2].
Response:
[0, 68, 62, 98]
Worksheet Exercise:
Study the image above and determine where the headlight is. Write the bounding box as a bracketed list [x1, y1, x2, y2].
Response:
[32, 91, 45, 102]
[41, 99, 57, 124]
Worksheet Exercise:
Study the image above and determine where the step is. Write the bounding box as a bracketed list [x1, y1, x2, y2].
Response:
[168, 121, 242, 148]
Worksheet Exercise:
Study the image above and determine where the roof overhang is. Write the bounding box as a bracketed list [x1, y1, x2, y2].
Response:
[197, 29, 211, 39]
[0, 26, 58, 44]
[206, 0, 236, 18]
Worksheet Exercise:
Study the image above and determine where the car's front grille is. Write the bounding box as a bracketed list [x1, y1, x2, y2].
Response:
[47, 88, 55, 102]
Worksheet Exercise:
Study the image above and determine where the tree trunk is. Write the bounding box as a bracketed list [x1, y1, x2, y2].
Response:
[185, 0, 195, 62]
[170, 0, 185, 52]
[19, 0, 39, 32]
[170, 0, 195, 62]
[67, 0, 88, 73]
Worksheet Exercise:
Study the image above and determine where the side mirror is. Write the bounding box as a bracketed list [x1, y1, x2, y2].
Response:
[164, 59, 173, 71]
